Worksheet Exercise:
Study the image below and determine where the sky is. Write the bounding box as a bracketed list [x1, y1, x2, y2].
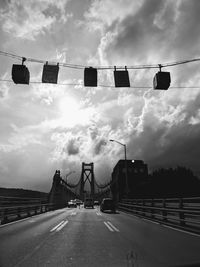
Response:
[0, 0, 200, 192]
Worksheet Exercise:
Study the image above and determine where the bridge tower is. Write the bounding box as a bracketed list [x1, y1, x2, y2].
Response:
[49, 170, 77, 208]
[49, 170, 64, 208]
[80, 162, 95, 200]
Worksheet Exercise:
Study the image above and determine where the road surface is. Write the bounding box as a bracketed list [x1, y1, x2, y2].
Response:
[0, 206, 200, 267]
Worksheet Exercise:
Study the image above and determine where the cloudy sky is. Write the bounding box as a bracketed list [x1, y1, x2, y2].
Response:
[0, 0, 200, 192]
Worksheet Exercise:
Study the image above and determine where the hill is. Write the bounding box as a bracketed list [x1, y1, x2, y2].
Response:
[0, 187, 48, 199]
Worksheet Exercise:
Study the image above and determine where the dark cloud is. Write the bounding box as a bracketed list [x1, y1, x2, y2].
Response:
[171, 1, 200, 56]
[106, 0, 168, 62]
[146, 123, 200, 174]
[104, 0, 200, 70]
[0, 0, 10, 9]
[93, 138, 107, 155]
[66, 139, 79, 155]
[127, 91, 200, 174]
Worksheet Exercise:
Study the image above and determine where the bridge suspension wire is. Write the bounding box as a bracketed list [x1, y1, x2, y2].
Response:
[94, 177, 112, 189]
[1, 50, 200, 70]
[63, 175, 82, 189]
[1, 78, 200, 89]
[93, 174, 118, 197]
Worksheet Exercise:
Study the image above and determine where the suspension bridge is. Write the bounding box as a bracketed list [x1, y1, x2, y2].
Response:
[49, 162, 113, 208]
[48, 160, 148, 208]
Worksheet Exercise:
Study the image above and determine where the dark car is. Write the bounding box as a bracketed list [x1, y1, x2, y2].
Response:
[68, 200, 77, 208]
[100, 198, 116, 213]
[94, 200, 99, 206]
[74, 199, 83, 206]
[84, 198, 94, 208]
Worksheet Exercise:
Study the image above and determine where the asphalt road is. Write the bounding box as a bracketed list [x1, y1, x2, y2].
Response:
[0, 206, 200, 267]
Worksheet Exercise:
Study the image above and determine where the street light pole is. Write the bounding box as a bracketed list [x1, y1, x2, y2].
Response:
[124, 143, 129, 196]
[109, 139, 129, 196]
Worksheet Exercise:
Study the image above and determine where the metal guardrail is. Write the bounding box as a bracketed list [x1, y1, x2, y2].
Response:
[0, 196, 55, 224]
[0, 195, 48, 205]
[118, 197, 200, 234]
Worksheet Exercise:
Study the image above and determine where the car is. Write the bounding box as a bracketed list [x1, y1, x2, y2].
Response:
[68, 200, 77, 208]
[84, 198, 94, 208]
[94, 200, 99, 206]
[74, 199, 83, 206]
[100, 198, 116, 213]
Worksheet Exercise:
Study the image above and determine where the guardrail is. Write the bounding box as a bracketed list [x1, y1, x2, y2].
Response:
[0, 196, 55, 224]
[118, 197, 200, 234]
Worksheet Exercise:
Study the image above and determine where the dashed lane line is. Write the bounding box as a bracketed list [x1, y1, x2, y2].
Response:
[50, 220, 65, 232]
[107, 221, 120, 232]
[56, 220, 68, 232]
[104, 221, 114, 232]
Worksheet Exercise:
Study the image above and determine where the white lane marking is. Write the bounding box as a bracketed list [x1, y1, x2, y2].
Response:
[96, 212, 102, 216]
[142, 218, 160, 225]
[28, 219, 35, 223]
[104, 221, 114, 232]
[56, 220, 68, 232]
[162, 224, 200, 238]
[107, 221, 120, 232]
[50, 220, 65, 232]
[71, 212, 77, 216]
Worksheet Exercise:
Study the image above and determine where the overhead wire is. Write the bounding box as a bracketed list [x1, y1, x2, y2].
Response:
[1, 50, 200, 90]
[1, 50, 200, 70]
[0, 78, 200, 89]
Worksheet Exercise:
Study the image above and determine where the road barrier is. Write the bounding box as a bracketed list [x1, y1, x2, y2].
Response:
[118, 197, 200, 234]
[0, 196, 55, 224]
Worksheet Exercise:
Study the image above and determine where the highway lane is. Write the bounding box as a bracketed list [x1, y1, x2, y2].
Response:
[0, 207, 74, 267]
[0, 206, 200, 267]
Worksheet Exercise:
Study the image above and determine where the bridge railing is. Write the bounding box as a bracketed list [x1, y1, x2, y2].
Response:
[118, 197, 200, 234]
[0, 196, 55, 224]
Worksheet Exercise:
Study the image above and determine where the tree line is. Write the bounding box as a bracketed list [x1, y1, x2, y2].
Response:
[130, 166, 200, 198]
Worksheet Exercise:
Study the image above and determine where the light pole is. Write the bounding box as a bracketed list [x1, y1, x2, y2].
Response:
[109, 139, 129, 196]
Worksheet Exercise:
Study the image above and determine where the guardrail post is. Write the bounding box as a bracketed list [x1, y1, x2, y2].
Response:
[135, 199, 138, 215]
[179, 198, 185, 226]
[3, 208, 8, 223]
[151, 199, 155, 219]
[132, 200, 135, 214]
[142, 199, 145, 216]
[0, 210, 2, 224]
[27, 207, 31, 217]
[17, 207, 21, 219]
[162, 199, 167, 221]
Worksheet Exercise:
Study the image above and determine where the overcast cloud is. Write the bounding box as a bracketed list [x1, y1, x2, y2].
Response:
[0, 0, 200, 192]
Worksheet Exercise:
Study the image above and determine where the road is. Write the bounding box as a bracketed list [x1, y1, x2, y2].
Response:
[0, 206, 200, 267]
